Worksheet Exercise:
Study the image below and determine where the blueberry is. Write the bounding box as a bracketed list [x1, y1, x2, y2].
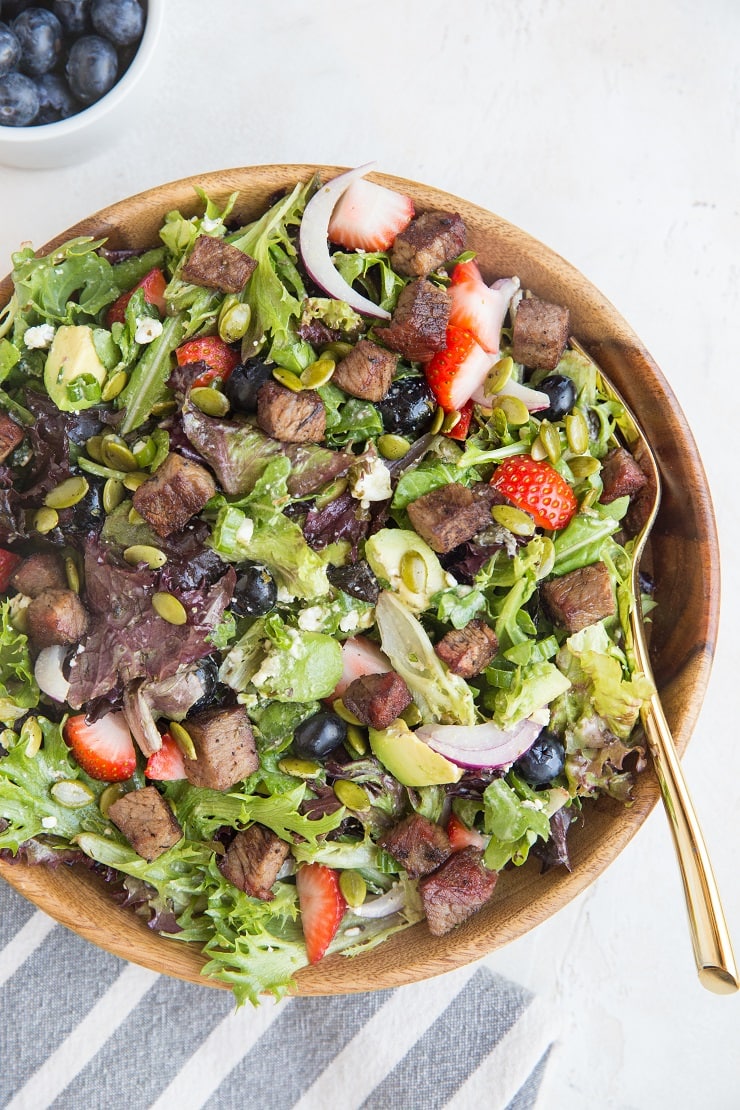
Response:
[52, 0, 91, 35]
[34, 71, 77, 121]
[64, 478, 105, 536]
[65, 33, 117, 103]
[231, 561, 277, 617]
[376, 376, 436, 439]
[0, 70, 38, 124]
[293, 711, 347, 760]
[11, 7, 63, 76]
[186, 657, 222, 716]
[0, 22, 21, 76]
[224, 358, 274, 413]
[513, 730, 566, 787]
[90, 0, 143, 46]
[536, 374, 577, 422]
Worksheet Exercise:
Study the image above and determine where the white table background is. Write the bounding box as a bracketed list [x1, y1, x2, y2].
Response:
[1, 1, 737, 1106]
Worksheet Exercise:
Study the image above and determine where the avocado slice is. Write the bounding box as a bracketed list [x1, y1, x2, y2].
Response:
[365, 528, 448, 613]
[44, 325, 107, 412]
[369, 718, 463, 787]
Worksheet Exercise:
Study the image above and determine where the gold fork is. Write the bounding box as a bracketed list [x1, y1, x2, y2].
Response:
[571, 339, 738, 993]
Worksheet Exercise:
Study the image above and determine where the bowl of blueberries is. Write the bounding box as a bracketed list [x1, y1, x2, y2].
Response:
[0, 0, 162, 168]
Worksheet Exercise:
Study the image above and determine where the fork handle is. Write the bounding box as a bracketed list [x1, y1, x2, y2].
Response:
[641, 694, 739, 993]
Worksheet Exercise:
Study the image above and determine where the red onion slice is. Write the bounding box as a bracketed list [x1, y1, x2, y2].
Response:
[415, 718, 542, 769]
[299, 163, 392, 320]
[471, 374, 550, 411]
[353, 882, 407, 919]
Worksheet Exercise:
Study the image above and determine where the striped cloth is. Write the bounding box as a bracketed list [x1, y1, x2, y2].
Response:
[1, 881, 557, 1109]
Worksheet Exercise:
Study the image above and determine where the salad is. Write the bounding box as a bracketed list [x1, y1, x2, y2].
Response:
[0, 164, 655, 1003]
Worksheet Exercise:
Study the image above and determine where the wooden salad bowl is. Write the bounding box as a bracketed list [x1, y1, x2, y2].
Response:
[0, 166, 720, 995]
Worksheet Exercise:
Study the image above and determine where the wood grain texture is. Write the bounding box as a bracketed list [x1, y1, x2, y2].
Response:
[0, 165, 720, 996]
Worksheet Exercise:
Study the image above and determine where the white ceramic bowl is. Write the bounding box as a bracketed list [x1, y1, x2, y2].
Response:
[0, 0, 163, 170]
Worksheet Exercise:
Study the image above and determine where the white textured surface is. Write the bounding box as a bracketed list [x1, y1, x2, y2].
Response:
[0, 1, 737, 1105]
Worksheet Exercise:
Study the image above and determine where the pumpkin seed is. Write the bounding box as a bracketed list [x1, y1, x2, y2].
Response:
[169, 721, 197, 760]
[132, 437, 157, 468]
[321, 340, 353, 360]
[332, 698, 362, 726]
[313, 477, 348, 510]
[64, 554, 81, 593]
[128, 506, 146, 526]
[399, 549, 428, 594]
[492, 504, 536, 536]
[44, 475, 89, 510]
[123, 544, 167, 569]
[377, 433, 410, 460]
[483, 355, 514, 397]
[272, 367, 303, 392]
[33, 507, 58, 534]
[190, 386, 230, 417]
[151, 400, 177, 417]
[99, 782, 126, 818]
[101, 436, 138, 472]
[21, 716, 42, 757]
[339, 870, 367, 908]
[218, 297, 251, 343]
[277, 757, 321, 778]
[569, 455, 601, 479]
[101, 369, 128, 402]
[490, 407, 509, 438]
[429, 406, 445, 434]
[51, 779, 95, 808]
[78, 456, 127, 481]
[565, 411, 590, 455]
[530, 434, 548, 461]
[580, 487, 599, 510]
[103, 477, 125, 513]
[123, 471, 150, 492]
[345, 724, 368, 757]
[0, 728, 17, 751]
[300, 357, 336, 389]
[85, 434, 105, 463]
[440, 410, 461, 434]
[493, 395, 529, 426]
[538, 420, 562, 464]
[400, 702, 423, 727]
[152, 591, 187, 626]
[334, 779, 371, 812]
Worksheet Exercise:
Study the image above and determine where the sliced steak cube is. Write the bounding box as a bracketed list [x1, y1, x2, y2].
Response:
[256, 381, 326, 443]
[391, 210, 466, 278]
[600, 446, 648, 504]
[380, 279, 451, 362]
[181, 235, 257, 294]
[132, 452, 216, 538]
[379, 813, 452, 879]
[435, 618, 499, 678]
[220, 823, 291, 900]
[343, 670, 413, 730]
[108, 786, 183, 861]
[26, 588, 88, 648]
[406, 482, 493, 554]
[332, 340, 397, 402]
[0, 411, 23, 463]
[182, 705, 259, 791]
[419, 847, 498, 936]
[9, 551, 67, 597]
[541, 560, 615, 633]
[512, 297, 570, 371]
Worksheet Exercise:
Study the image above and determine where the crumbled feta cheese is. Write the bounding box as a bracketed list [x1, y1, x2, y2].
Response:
[236, 516, 255, 545]
[344, 926, 362, 937]
[201, 216, 222, 233]
[298, 605, 326, 632]
[445, 573, 459, 588]
[251, 652, 282, 688]
[350, 456, 392, 508]
[134, 317, 164, 345]
[521, 798, 546, 812]
[530, 707, 551, 726]
[41, 815, 57, 829]
[24, 323, 56, 350]
[339, 610, 360, 632]
[276, 585, 294, 603]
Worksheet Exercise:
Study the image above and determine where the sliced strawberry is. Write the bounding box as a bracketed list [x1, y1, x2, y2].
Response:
[145, 731, 186, 781]
[64, 712, 137, 783]
[328, 178, 414, 252]
[296, 863, 347, 964]
[0, 548, 21, 592]
[490, 455, 578, 531]
[176, 336, 240, 388]
[424, 325, 494, 412]
[443, 398, 474, 441]
[447, 813, 486, 852]
[106, 267, 167, 327]
[448, 260, 504, 353]
[331, 635, 391, 700]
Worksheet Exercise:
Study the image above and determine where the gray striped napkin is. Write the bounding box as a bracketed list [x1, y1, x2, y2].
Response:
[1, 880, 556, 1109]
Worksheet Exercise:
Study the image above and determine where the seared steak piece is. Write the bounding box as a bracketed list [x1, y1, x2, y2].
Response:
[132, 452, 216, 538]
[419, 847, 497, 936]
[256, 381, 326, 443]
[0, 411, 23, 463]
[407, 482, 492, 554]
[182, 705, 259, 790]
[26, 588, 88, 648]
[600, 446, 648, 504]
[332, 340, 397, 402]
[220, 823, 291, 900]
[379, 813, 452, 879]
[512, 297, 569, 371]
[541, 560, 615, 633]
[391, 210, 466, 278]
[342, 670, 413, 730]
[380, 279, 450, 362]
[108, 786, 183, 862]
[181, 235, 257, 294]
[435, 618, 499, 678]
[9, 551, 67, 597]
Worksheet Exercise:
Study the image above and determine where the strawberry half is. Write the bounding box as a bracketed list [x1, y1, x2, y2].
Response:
[0, 548, 21, 592]
[64, 712, 137, 783]
[447, 813, 486, 852]
[145, 732, 186, 781]
[424, 325, 493, 412]
[106, 267, 167, 328]
[490, 455, 578, 531]
[443, 398, 475, 441]
[176, 335, 240, 388]
[296, 863, 347, 964]
[448, 260, 504, 353]
[328, 178, 414, 252]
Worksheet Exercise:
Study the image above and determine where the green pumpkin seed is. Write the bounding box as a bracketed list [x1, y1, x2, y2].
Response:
[85, 434, 105, 463]
[128, 506, 146, 526]
[400, 702, 423, 727]
[313, 477, 348, 510]
[151, 400, 177, 417]
[0, 728, 17, 752]
[569, 455, 601, 479]
[400, 549, 428, 594]
[530, 434, 548, 461]
[101, 370, 128, 402]
[377, 434, 410, 460]
[277, 757, 321, 778]
[494, 395, 529, 426]
[50, 779, 95, 808]
[345, 724, 368, 757]
[79, 456, 127, 481]
[152, 591, 187, 626]
[132, 437, 157, 468]
[332, 698, 362, 726]
[339, 869, 367, 908]
[334, 779, 371, 812]
[101, 437, 138, 472]
[272, 367, 303, 392]
[300, 357, 336, 389]
[538, 420, 562, 464]
[64, 554, 81, 593]
[580, 487, 599, 510]
[123, 471, 150, 492]
[429, 406, 445, 434]
[190, 386, 230, 417]
[565, 411, 590, 455]
[44, 475, 89, 510]
[483, 355, 514, 397]
[103, 477, 125, 513]
[21, 716, 42, 757]
[321, 340, 353, 360]
[492, 504, 536, 536]
[440, 410, 461, 434]
[33, 507, 58, 534]
[218, 297, 251, 344]
[489, 407, 509, 438]
[99, 782, 126, 818]
[169, 721, 197, 760]
[123, 544, 167, 569]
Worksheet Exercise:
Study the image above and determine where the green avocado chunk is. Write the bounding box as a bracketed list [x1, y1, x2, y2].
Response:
[369, 718, 463, 787]
[44, 325, 107, 412]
